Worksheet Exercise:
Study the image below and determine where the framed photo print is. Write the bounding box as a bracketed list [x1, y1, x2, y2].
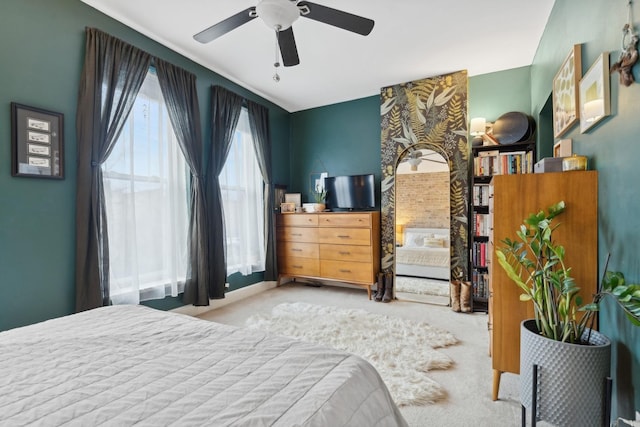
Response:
[280, 202, 296, 213]
[11, 103, 64, 179]
[552, 44, 582, 138]
[579, 52, 611, 133]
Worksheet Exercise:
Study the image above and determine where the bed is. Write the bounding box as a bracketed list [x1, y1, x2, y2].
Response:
[0, 305, 407, 426]
[396, 227, 450, 280]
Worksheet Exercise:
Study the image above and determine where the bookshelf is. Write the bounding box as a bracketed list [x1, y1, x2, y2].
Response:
[470, 141, 536, 312]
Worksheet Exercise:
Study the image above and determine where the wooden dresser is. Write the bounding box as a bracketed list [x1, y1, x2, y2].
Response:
[489, 171, 598, 400]
[276, 211, 381, 298]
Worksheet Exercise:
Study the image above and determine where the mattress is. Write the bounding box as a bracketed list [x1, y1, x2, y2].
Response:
[0, 305, 407, 427]
[396, 246, 450, 268]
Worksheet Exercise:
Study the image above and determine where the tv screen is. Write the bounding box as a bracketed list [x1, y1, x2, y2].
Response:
[324, 174, 375, 211]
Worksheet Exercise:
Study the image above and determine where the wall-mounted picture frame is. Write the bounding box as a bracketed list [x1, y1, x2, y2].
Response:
[552, 44, 582, 138]
[11, 102, 64, 179]
[553, 139, 573, 157]
[280, 202, 296, 213]
[579, 52, 611, 133]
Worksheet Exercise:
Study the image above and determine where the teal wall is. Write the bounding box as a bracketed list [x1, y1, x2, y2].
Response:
[290, 97, 380, 206]
[469, 65, 532, 123]
[0, 0, 290, 330]
[530, 0, 640, 418]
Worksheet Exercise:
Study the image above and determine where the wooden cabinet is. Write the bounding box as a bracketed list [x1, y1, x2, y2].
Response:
[489, 171, 598, 400]
[276, 211, 381, 298]
[471, 141, 536, 312]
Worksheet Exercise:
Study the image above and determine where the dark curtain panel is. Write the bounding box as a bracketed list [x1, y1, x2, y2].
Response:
[155, 59, 209, 306]
[75, 27, 151, 311]
[246, 100, 276, 281]
[205, 85, 243, 299]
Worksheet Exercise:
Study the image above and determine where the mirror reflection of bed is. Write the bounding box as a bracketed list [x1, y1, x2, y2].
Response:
[395, 149, 450, 305]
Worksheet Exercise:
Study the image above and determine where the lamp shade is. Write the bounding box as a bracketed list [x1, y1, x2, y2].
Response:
[470, 117, 486, 136]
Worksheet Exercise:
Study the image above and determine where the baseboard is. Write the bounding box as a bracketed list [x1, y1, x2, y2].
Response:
[171, 281, 278, 317]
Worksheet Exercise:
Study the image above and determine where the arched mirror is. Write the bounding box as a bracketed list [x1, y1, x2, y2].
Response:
[394, 148, 450, 305]
[380, 70, 470, 304]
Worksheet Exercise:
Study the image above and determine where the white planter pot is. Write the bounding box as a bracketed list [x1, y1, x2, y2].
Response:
[305, 203, 325, 213]
[520, 319, 611, 426]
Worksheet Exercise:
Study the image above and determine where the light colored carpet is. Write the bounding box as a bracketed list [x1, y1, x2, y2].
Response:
[245, 302, 458, 406]
[396, 276, 450, 297]
[197, 282, 544, 427]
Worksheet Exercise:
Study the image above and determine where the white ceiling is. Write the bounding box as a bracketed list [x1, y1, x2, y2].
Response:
[80, 0, 555, 113]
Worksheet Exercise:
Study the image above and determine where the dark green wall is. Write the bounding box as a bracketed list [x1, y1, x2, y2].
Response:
[530, 0, 640, 418]
[290, 97, 380, 206]
[0, 0, 290, 330]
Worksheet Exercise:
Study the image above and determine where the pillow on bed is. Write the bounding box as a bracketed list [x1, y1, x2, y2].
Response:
[424, 237, 445, 248]
[405, 231, 431, 247]
[432, 233, 450, 247]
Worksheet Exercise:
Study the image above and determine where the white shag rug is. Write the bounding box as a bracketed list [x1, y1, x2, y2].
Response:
[396, 276, 450, 297]
[245, 302, 458, 406]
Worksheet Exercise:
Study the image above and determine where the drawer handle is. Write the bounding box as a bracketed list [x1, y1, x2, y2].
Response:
[293, 265, 303, 269]
[337, 235, 351, 239]
[339, 269, 351, 273]
[292, 248, 302, 252]
[291, 233, 302, 236]
[338, 251, 351, 255]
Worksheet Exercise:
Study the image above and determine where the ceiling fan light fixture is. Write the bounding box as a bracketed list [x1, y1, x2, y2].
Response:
[256, 0, 300, 30]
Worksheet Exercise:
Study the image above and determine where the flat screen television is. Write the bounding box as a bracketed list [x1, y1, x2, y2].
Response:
[324, 174, 375, 211]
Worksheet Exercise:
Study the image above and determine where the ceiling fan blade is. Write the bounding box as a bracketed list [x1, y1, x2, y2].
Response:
[278, 27, 300, 67]
[298, 2, 374, 36]
[193, 7, 256, 43]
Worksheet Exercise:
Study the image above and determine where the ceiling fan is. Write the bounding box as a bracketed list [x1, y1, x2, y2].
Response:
[405, 150, 447, 171]
[193, 0, 375, 69]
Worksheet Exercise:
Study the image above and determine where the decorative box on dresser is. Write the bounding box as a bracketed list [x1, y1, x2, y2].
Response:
[489, 170, 598, 401]
[276, 211, 381, 299]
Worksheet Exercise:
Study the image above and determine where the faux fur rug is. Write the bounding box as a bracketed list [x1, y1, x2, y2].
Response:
[396, 276, 450, 297]
[245, 302, 458, 406]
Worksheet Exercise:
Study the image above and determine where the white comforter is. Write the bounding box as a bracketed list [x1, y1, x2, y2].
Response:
[396, 246, 449, 267]
[0, 305, 407, 427]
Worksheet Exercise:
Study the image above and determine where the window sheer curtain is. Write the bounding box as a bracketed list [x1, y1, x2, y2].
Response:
[102, 72, 189, 304]
[155, 59, 209, 306]
[246, 100, 277, 281]
[206, 86, 243, 299]
[219, 108, 265, 276]
[76, 28, 208, 309]
[75, 28, 151, 311]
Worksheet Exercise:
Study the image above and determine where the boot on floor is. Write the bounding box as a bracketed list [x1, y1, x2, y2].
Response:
[374, 272, 385, 302]
[460, 281, 473, 313]
[382, 271, 393, 303]
[450, 281, 461, 312]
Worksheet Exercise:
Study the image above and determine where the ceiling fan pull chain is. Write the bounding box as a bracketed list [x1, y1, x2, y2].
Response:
[273, 25, 281, 82]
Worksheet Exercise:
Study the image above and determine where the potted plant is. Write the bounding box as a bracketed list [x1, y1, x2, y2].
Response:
[308, 184, 327, 212]
[496, 201, 640, 426]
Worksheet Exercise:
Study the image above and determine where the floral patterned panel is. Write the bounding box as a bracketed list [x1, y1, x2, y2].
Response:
[380, 70, 470, 281]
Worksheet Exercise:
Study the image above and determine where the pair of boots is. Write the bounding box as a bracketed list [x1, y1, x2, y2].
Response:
[450, 280, 472, 313]
[374, 271, 392, 303]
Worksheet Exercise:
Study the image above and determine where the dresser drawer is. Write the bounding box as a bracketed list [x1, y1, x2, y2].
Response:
[319, 244, 371, 262]
[318, 227, 371, 246]
[278, 241, 319, 259]
[279, 257, 320, 276]
[318, 213, 371, 228]
[321, 260, 372, 283]
[277, 214, 318, 227]
[277, 226, 318, 243]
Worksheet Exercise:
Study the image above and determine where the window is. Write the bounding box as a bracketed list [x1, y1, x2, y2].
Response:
[219, 108, 265, 275]
[102, 69, 189, 304]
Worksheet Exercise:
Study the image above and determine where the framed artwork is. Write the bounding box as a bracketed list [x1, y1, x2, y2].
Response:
[553, 139, 573, 157]
[284, 193, 301, 207]
[579, 52, 611, 133]
[280, 202, 296, 213]
[552, 44, 582, 138]
[11, 102, 64, 179]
